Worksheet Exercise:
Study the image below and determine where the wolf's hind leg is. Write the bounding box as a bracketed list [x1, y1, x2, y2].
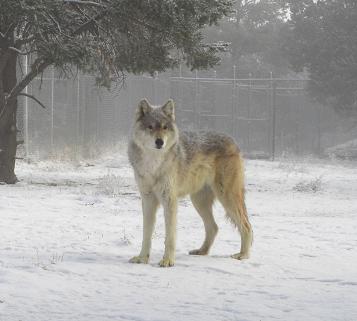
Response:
[222, 195, 253, 260]
[129, 192, 158, 264]
[189, 185, 218, 256]
[230, 221, 253, 260]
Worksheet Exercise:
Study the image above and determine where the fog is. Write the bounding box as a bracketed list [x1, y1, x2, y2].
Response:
[17, 69, 356, 161]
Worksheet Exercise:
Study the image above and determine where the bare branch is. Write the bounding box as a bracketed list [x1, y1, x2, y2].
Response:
[47, 13, 62, 33]
[8, 47, 27, 55]
[5, 7, 109, 105]
[72, 3, 92, 18]
[15, 36, 35, 47]
[72, 9, 109, 36]
[6, 59, 52, 103]
[17, 93, 46, 109]
[63, 0, 107, 8]
[16, 140, 24, 146]
[4, 22, 17, 39]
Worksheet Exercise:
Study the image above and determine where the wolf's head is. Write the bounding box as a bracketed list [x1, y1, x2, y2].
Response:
[132, 98, 178, 151]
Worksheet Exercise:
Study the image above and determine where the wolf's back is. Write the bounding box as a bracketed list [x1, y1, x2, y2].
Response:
[179, 130, 240, 161]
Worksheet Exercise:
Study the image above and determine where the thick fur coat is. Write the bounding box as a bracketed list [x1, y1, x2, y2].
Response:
[128, 99, 253, 267]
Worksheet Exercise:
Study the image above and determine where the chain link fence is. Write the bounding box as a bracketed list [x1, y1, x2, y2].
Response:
[17, 67, 348, 160]
[170, 76, 330, 159]
[17, 69, 171, 160]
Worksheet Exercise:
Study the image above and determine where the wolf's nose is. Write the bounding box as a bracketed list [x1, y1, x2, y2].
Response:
[155, 138, 164, 149]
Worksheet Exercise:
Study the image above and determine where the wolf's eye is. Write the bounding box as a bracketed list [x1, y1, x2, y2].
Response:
[148, 125, 153, 130]
[163, 125, 168, 130]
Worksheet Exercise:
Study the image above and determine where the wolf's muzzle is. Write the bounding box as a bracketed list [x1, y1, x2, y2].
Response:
[155, 138, 164, 149]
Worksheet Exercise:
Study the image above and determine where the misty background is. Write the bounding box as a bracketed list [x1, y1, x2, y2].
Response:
[15, 0, 357, 161]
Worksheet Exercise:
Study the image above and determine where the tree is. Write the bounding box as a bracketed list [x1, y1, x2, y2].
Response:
[283, 0, 357, 116]
[204, 0, 290, 77]
[0, 0, 232, 183]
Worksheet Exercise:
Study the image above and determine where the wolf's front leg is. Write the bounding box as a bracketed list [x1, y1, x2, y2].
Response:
[130, 192, 158, 264]
[159, 198, 178, 267]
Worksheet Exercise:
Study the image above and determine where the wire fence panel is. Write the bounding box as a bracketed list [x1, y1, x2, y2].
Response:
[170, 77, 327, 159]
[16, 70, 346, 161]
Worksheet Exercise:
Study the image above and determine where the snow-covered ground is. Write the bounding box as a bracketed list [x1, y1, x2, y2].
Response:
[1, 152, 357, 321]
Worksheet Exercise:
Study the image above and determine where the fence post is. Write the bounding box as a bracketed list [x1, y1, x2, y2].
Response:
[81, 77, 86, 153]
[232, 65, 237, 138]
[317, 102, 322, 156]
[95, 91, 99, 147]
[247, 73, 252, 154]
[24, 55, 29, 161]
[177, 65, 183, 123]
[194, 70, 200, 129]
[153, 71, 158, 105]
[169, 71, 173, 100]
[271, 75, 277, 161]
[50, 66, 55, 155]
[76, 73, 80, 158]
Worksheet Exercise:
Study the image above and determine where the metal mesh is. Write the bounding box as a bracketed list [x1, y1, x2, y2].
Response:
[17, 71, 343, 160]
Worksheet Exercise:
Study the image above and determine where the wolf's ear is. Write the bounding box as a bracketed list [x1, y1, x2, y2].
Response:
[161, 99, 175, 121]
[136, 98, 152, 120]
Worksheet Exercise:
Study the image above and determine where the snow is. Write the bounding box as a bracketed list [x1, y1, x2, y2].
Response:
[325, 138, 357, 159]
[1, 152, 357, 321]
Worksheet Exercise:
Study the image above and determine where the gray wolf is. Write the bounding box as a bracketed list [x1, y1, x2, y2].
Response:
[128, 98, 253, 267]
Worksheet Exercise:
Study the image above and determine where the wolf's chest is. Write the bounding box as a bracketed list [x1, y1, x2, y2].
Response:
[135, 153, 165, 179]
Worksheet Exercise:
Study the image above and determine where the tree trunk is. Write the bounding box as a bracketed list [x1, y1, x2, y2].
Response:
[0, 52, 18, 184]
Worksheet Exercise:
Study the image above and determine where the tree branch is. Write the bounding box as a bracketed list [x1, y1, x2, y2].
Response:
[2, 5, 109, 118]
[8, 47, 29, 55]
[15, 36, 35, 47]
[4, 22, 17, 39]
[6, 59, 51, 104]
[16, 140, 24, 146]
[17, 93, 47, 109]
[72, 8, 109, 36]
[63, 0, 107, 8]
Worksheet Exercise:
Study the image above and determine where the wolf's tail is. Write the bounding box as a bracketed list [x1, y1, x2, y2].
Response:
[214, 153, 253, 247]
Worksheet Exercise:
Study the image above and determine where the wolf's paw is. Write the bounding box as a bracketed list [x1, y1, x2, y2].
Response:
[189, 248, 208, 256]
[158, 257, 175, 267]
[129, 255, 149, 264]
[231, 252, 250, 260]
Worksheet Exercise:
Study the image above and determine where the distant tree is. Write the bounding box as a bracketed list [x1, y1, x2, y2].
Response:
[0, 0, 232, 183]
[283, 0, 357, 116]
[205, 0, 290, 77]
